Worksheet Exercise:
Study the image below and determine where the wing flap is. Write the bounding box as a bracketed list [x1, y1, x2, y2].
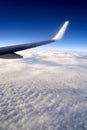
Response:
[0, 53, 23, 59]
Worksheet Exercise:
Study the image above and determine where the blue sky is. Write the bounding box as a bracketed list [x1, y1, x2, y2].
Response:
[0, 0, 87, 50]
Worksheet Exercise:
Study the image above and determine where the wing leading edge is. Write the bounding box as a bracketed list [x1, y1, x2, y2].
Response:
[0, 21, 69, 59]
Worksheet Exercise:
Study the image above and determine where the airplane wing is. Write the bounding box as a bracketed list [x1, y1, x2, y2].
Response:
[0, 21, 69, 59]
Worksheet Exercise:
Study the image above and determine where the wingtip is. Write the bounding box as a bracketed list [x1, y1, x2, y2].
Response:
[52, 21, 69, 41]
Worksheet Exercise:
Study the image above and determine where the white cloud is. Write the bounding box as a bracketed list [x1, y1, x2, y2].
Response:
[0, 49, 87, 130]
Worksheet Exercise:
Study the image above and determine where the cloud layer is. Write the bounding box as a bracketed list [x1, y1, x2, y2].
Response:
[0, 49, 87, 130]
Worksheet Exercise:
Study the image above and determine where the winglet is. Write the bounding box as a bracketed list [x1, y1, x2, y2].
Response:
[52, 21, 69, 41]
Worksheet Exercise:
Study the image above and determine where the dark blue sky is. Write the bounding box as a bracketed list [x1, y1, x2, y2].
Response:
[0, 0, 87, 50]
